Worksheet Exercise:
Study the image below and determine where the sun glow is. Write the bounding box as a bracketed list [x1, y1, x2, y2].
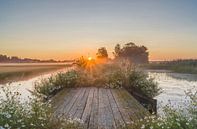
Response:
[88, 57, 92, 61]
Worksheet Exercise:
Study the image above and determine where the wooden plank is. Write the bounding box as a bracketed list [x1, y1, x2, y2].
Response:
[88, 88, 99, 129]
[116, 89, 140, 120]
[120, 89, 149, 118]
[97, 88, 116, 129]
[67, 88, 86, 119]
[111, 89, 132, 125]
[51, 88, 71, 110]
[73, 87, 91, 119]
[98, 88, 106, 129]
[106, 89, 125, 128]
[81, 87, 94, 128]
[61, 88, 84, 118]
[52, 88, 78, 118]
[51, 87, 148, 129]
[103, 88, 116, 129]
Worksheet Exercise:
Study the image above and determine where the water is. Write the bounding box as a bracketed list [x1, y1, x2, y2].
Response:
[147, 70, 197, 114]
[0, 67, 72, 101]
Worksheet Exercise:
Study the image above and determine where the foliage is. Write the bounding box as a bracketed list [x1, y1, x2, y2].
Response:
[74, 56, 88, 69]
[34, 70, 79, 100]
[0, 87, 85, 129]
[96, 47, 108, 59]
[127, 70, 161, 98]
[114, 42, 149, 64]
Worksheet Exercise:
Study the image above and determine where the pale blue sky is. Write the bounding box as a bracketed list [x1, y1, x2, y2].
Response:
[0, 0, 197, 60]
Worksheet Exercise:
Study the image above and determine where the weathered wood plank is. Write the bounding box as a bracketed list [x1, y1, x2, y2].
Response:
[98, 88, 106, 129]
[67, 88, 86, 119]
[111, 89, 133, 125]
[61, 88, 84, 118]
[88, 88, 99, 129]
[106, 89, 125, 128]
[102, 88, 116, 129]
[52, 88, 78, 118]
[73, 87, 90, 119]
[52, 87, 148, 129]
[120, 89, 149, 118]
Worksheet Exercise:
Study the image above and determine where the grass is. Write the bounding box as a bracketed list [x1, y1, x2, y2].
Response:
[143, 60, 197, 74]
[0, 64, 71, 84]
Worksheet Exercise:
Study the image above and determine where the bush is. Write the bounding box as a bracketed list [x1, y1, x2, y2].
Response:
[127, 70, 161, 98]
[34, 70, 79, 100]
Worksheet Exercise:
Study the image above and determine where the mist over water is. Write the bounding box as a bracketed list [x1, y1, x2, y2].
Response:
[0, 67, 72, 101]
[148, 70, 197, 114]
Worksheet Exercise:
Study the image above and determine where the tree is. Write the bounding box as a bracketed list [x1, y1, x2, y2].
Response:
[96, 47, 108, 59]
[113, 44, 121, 58]
[113, 42, 149, 64]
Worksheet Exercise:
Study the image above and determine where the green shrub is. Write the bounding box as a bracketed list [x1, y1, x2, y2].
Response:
[105, 70, 125, 88]
[34, 70, 79, 99]
[127, 70, 161, 98]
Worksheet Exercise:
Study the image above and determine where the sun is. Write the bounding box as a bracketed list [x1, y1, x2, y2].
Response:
[88, 57, 92, 61]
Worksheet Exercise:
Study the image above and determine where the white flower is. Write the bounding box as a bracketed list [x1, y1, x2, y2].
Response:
[141, 124, 145, 129]
[5, 113, 11, 119]
[4, 124, 9, 128]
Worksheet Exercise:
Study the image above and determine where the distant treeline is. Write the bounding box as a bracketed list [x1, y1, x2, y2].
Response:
[0, 54, 73, 63]
[146, 59, 197, 74]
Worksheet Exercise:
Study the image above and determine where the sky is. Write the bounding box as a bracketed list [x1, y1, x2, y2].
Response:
[0, 0, 197, 61]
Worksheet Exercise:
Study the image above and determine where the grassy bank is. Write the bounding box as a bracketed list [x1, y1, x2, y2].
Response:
[0, 64, 72, 84]
[143, 60, 197, 74]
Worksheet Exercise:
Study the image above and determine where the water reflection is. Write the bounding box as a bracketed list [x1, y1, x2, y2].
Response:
[0, 67, 72, 101]
[148, 71, 197, 114]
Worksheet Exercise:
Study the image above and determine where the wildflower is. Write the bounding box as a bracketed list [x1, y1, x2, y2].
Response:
[5, 113, 11, 118]
[21, 125, 26, 127]
[141, 124, 145, 129]
[4, 124, 9, 128]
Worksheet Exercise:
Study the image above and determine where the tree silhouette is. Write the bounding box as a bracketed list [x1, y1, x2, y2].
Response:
[96, 47, 108, 59]
[113, 42, 149, 64]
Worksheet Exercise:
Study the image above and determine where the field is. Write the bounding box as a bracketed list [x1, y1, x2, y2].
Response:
[0, 63, 72, 84]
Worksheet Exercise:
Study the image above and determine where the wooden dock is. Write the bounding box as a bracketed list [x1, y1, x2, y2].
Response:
[51, 87, 148, 129]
